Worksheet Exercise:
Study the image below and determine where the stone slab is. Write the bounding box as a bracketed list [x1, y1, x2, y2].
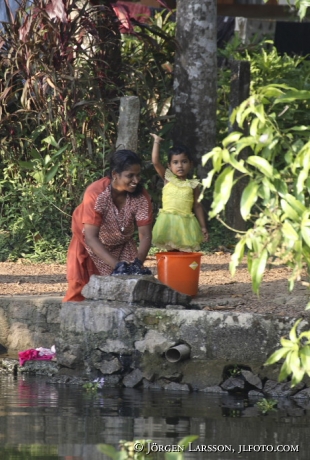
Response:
[81, 274, 191, 306]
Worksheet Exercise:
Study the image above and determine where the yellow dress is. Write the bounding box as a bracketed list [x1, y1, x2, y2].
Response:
[152, 169, 204, 252]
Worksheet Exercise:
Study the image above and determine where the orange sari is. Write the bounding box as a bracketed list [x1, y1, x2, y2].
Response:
[63, 177, 152, 302]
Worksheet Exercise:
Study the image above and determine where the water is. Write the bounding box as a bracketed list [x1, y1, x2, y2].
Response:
[0, 374, 308, 459]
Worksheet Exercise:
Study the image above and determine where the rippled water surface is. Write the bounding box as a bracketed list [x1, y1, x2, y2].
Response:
[0, 374, 309, 459]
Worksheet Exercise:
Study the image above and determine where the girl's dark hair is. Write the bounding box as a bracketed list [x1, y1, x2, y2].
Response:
[109, 149, 143, 195]
[167, 144, 195, 164]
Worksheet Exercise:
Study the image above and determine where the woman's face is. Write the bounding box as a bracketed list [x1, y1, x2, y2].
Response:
[113, 164, 141, 193]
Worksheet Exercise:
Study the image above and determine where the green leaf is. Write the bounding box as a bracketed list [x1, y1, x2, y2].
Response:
[274, 89, 310, 104]
[178, 435, 199, 449]
[53, 144, 69, 158]
[300, 346, 310, 372]
[97, 444, 118, 459]
[265, 347, 290, 366]
[280, 337, 297, 348]
[249, 118, 260, 137]
[251, 249, 268, 294]
[32, 171, 45, 184]
[209, 167, 234, 217]
[45, 165, 59, 183]
[291, 367, 305, 386]
[44, 154, 52, 166]
[230, 239, 246, 276]
[282, 194, 306, 216]
[222, 131, 242, 148]
[282, 222, 299, 241]
[287, 349, 302, 375]
[240, 181, 259, 220]
[289, 319, 302, 343]
[301, 223, 310, 247]
[202, 170, 215, 189]
[299, 331, 310, 341]
[19, 161, 35, 170]
[247, 156, 273, 178]
[42, 135, 59, 148]
[274, 179, 288, 195]
[280, 199, 300, 221]
[279, 357, 291, 382]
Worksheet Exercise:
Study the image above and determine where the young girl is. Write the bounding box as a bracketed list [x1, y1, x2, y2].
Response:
[150, 133, 209, 252]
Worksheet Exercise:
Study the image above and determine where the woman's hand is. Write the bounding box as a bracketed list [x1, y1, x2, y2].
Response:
[84, 223, 119, 268]
[137, 224, 152, 263]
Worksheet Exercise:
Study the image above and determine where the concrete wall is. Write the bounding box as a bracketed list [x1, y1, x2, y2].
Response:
[1, 292, 307, 389]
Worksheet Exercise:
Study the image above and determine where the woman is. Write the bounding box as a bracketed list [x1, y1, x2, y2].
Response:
[63, 150, 153, 302]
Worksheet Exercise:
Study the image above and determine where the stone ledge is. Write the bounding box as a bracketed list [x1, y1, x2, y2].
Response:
[81, 274, 191, 306]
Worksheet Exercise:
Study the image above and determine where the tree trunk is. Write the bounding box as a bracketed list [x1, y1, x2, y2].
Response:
[225, 60, 250, 232]
[173, 0, 217, 179]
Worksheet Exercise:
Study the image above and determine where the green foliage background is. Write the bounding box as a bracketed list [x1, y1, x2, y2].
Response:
[0, 1, 175, 262]
[2, 2, 310, 264]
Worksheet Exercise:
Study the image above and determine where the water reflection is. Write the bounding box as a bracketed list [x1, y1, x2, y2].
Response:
[0, 374, 308, 459]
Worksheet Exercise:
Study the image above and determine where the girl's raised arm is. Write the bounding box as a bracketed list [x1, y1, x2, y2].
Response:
[150, 133, 165, 180]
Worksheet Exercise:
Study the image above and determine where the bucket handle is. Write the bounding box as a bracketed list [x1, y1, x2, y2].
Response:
[156, 256, 166, 265]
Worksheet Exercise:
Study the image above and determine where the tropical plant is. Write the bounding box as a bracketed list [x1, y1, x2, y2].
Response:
[0, 0, 176, 261]
[256, 398, 277, 414]
[265, 319, 310, 386]
[202, 83, 310, 293]
[202, 82, 310, 385]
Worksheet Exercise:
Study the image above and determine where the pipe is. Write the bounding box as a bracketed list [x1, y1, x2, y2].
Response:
[165, 344, 191, 363]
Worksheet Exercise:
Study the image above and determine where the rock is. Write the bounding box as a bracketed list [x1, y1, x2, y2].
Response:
[292, 387, 310, 400]
[0, 343, 7, 354]
[122, 369, 144, 388]
[96, 357, 122, 375]
[135, 330, 175, 354]
[46, 375, 88, 385]
[163, 382, 190, 392]
[0, 358, 19, 374]
[158, 372, 182, 382]
[221, 376, 245, 391]
[100, 375, 122, 387]
[263, 379, 305, 397]
[166, 305, 186, 310]
[81, 275, 191, 306]
[19, 360, 59, 376]
[142, 379, 163, 390]
[99, 339, 129, 354]
[143, 370, 155, 381]
[241, 369, 263, 390]
[200, 385, 228, 394]
[248, 390, 264, 398]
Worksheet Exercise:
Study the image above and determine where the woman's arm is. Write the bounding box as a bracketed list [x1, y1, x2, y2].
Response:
[150, 133, 165, 180]
[84, 223, 119, 268]
[193, 187, 209, 242]
[136, 224, 152, 263]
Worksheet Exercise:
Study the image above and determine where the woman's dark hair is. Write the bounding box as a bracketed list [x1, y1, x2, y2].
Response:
[167, 144, 195, 165]
[109, 149, 143, 195]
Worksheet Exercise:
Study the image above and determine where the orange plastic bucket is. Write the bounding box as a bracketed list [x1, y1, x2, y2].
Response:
[156, 252, 202, 296]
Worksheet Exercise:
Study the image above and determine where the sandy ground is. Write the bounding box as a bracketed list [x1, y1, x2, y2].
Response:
[0, 252, 309, 318]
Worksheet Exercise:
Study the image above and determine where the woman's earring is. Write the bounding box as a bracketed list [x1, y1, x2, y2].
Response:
[113, 177, 116, 182]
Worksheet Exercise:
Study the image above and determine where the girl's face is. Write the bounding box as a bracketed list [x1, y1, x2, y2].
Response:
[168, 153, 192, 180]
[113, 164, 141, 193]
